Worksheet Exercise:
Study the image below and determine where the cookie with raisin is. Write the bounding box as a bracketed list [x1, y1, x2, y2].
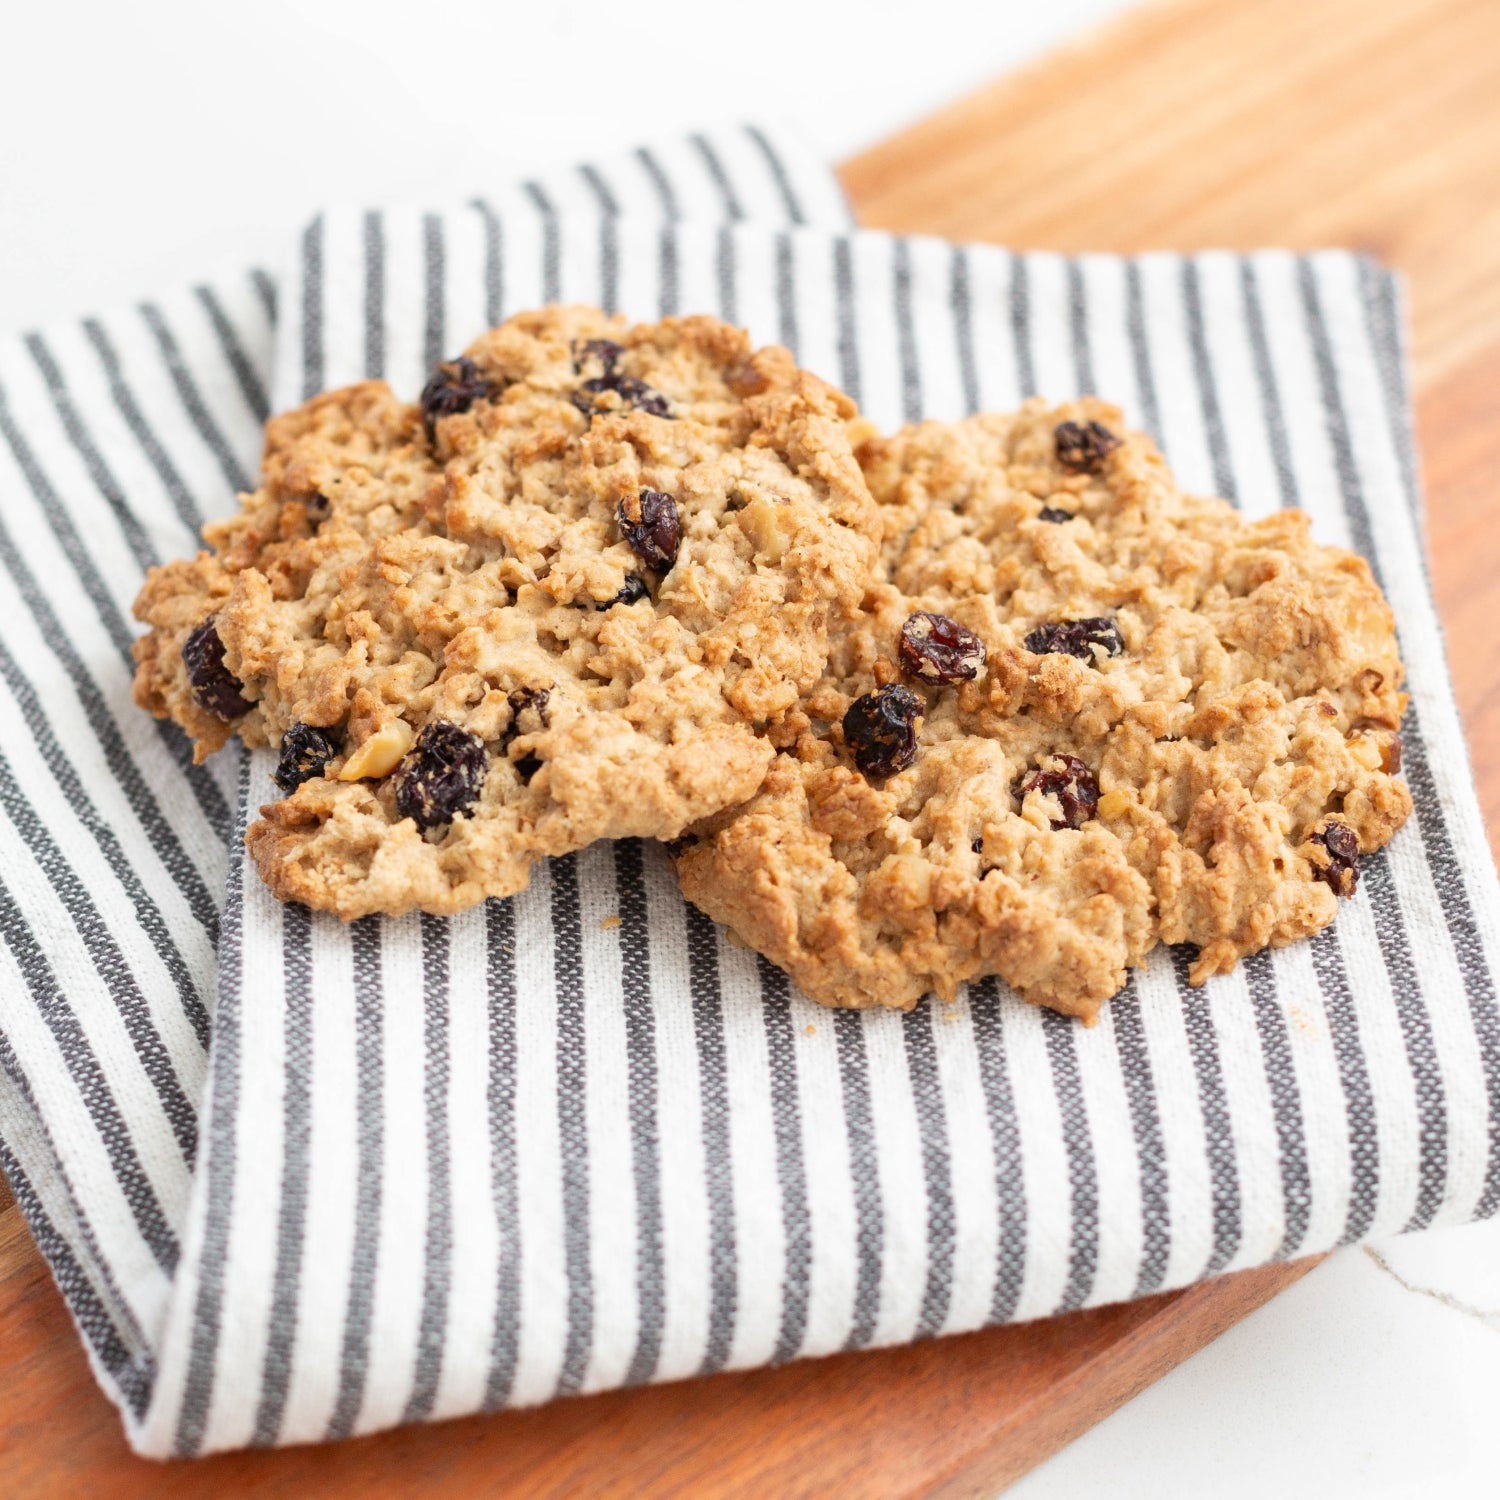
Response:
[132, 307, 879, 917]
[673, 400, 1412, 1019]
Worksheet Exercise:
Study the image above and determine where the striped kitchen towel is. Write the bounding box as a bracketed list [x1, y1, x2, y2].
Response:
[0, 122, 851, 1452]
[3, 129, 1500, 1460]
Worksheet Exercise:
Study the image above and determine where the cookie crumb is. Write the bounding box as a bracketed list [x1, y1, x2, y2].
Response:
[804, 1023, 817, 1036]
[600, 914, 621, 930]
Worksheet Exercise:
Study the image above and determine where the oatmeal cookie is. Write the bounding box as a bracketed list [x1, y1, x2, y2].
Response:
[673, 400, 1412, 1019]
[132, 308, 879, 916]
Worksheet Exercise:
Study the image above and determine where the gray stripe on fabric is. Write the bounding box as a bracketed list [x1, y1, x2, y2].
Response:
[683, 902, 737, 1378]
[483, 896, 522, 1409]
[1168, 948, 1242, 1278]
[133, 306, 258, 495]
[193, 284, 271, 423]
[1179, 260, 1234, 497]
[689, 133, 745, 222]
[832, 239, 861, 404]
[613, 841, 665, 1387]
[773, 234, 798, 357]
[422, 214, 446, 374]
[1306, 924, 1381, 1242]
[657, 224, 679, 319]
[1105, 982, 1172, 1297]
[970, 980, 1027, 1323]
[758, 957, 812, 1364]
[363, 211, 385, 381]
[578, 165, 621, 315]
[470, 200, 504, 330]
[1010, 254, 1037, 401]
[403, 913, 454, 1424]
[0, 1136, 154, 1419]
[1239, 260, 1299, 508]
[904, 1006, 957, 1338]
[950, 246, 981, 415]
[1067, 260, 1096, 395]
[0, 633, 209, 1047]
[325, 915, 386, 1442]
[80, 318, 205, 537]
[1297, 257, 1496, 1218]
[715, 225, 737, 327]
[23, 333, 162, 574]
[0, 750, 197, 1161]
[521, 182, 561, 306]
[251, 900, 313, 1447]
[301, 215, 324, 401]
[172, 752, 252, 1457]
[633, 146, 681, 220]
[1123, 260, 1162, 444]
[550, 853, 594, 1399]
[834, 1009, 883, 1353]
[1355, 256, 1424, 532]
[892, 238, 923, 425]
[1242, 950, 1313, 1259]
[1040, 1008, 1101, 1313]
[3, 864, 168, 1228]
[0, 379, 229, 904]
[744, 125, 806, 225]
[250, 267, 278, 327]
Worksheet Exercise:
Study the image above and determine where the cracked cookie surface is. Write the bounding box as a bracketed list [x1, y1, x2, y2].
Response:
[673, 400, 1413, 1020]
[132, 307, 879, 916]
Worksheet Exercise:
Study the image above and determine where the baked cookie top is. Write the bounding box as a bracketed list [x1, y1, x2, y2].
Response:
[132, 307, 879, 916]
[674, 400, 1413, 1019]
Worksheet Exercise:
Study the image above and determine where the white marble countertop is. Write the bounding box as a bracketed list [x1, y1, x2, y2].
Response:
[6, 3, 1498, 1494]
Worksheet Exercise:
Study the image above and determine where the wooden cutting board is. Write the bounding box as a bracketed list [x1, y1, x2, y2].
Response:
[5, 0, 1499, 1491]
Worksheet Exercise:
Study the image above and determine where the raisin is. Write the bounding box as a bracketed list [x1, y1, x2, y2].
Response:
[619, 489, 681, 571]
[1024, 617, 1124, 663]
[573, 338, 625, 374]
[272, 722, 339, 792]
[1310, 820, 1360, 897]
[1383, 734, 1404, 775]
[899, 611, 987, 686]
[393, 720, 488, 830]
[420, 355, 490, 441]
[843, 684, 921, 778]
[1037, 505, 1074, 523]
[1055, 419, 1121, 474]
[971, 837, 984, 854]
[1018, 754, 1099, 830]
[596, 573, 650, 610]
[181, 618, 251, 720]
[504, 687, 550, 782]
[570, 342, 673, 420]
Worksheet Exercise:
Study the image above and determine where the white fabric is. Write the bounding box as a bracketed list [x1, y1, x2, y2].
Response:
[0, 124, 1496, 1460]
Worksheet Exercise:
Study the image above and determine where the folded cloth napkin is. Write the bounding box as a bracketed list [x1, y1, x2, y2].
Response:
[2, 122, 1499, 1461]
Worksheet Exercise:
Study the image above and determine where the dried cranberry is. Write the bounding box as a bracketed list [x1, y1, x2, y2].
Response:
[1037, 506, 1074, 523]
[1310, 820, 1360, 897]
[1018, 754, 1100, 830]
[1055, 420, 1121, 474]
[596, 573, 650, 610]
[393, 720, 488, 830]
[619, 489, 681, 571]
[843, 684, 921, 778]
[272, 722, 339, 792]
[420, 356, 490, 441]
[898, 611, 987, 686]
[1024, 617, 1124, 663]
[181, 618, 251, 720]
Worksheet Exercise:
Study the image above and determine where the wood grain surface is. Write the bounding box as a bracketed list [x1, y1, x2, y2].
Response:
[5, 0, 1500, 1491]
